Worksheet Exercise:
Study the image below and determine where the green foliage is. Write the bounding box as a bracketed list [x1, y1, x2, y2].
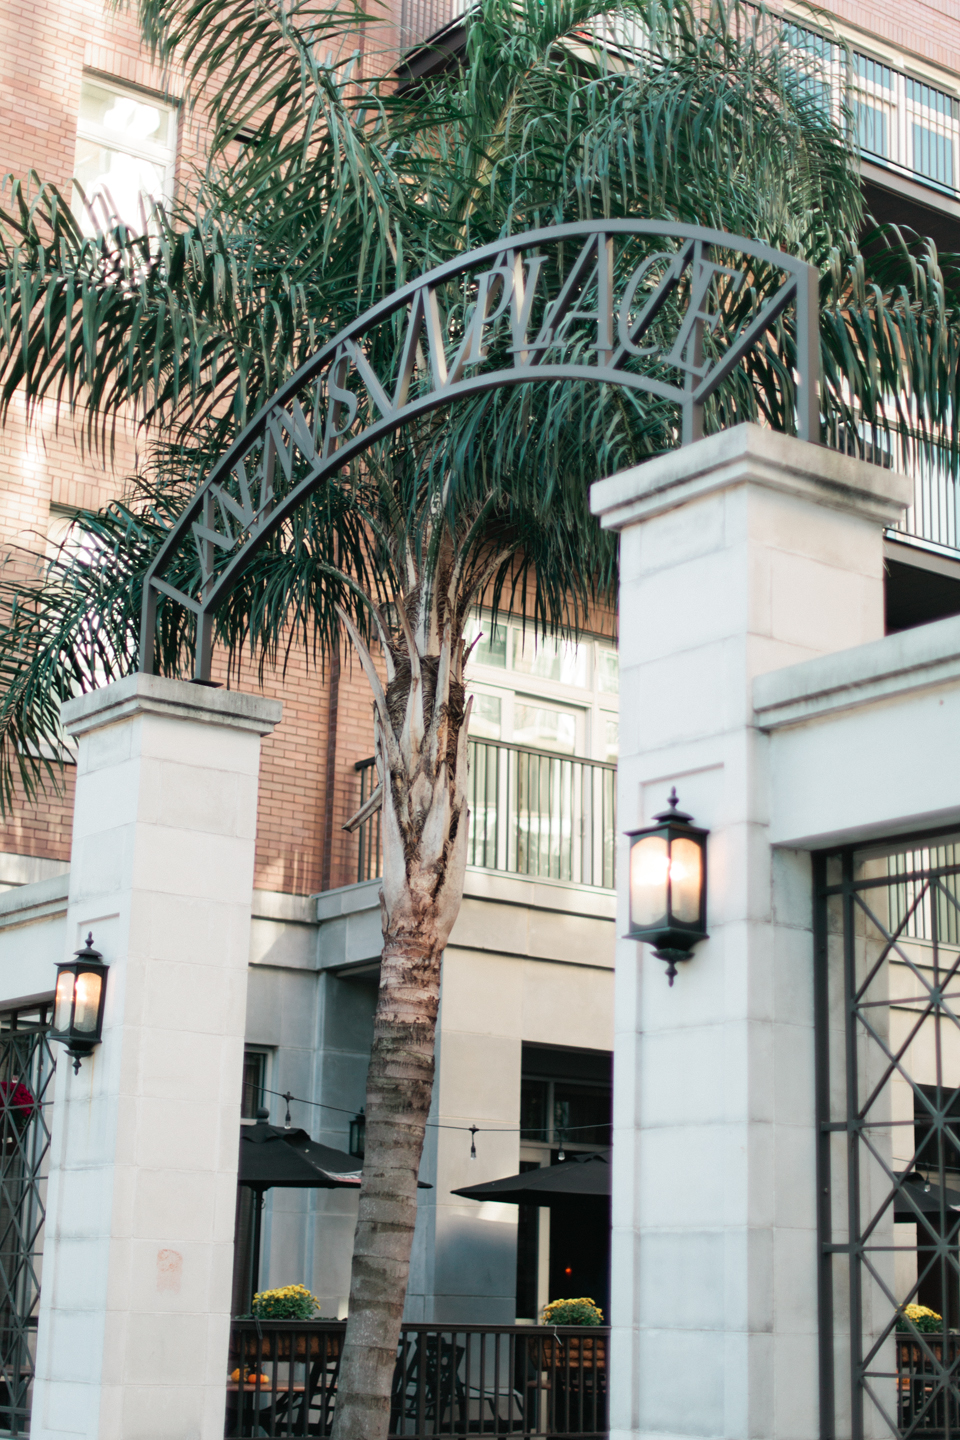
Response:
[0, 0, 959, 811]
[542, 1297, 604, 1325]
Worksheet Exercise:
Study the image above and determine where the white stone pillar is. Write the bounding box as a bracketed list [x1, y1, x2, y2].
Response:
[32, 675, 281, 1440]
[590, 425, 911, 1440]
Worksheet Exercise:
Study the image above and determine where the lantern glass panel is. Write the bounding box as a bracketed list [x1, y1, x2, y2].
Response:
[670, 836, 703, 924]
[73, 971, 102, 1033]
[631, 834, 669, 928]
[54, 971, 74, 1032]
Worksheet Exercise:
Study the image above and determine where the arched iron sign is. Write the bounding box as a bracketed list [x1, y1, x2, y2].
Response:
[139, 219, 819, 680]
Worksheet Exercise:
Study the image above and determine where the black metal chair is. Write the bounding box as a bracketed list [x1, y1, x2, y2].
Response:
[390, 1331, 467, 1435]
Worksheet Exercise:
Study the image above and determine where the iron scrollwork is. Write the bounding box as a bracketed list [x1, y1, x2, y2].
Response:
[138, 219, 819, 680]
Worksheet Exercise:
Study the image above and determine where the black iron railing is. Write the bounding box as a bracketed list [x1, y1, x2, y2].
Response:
[227, 1320, 608, 1438]
[0, 1022, 55, 1437]
[354, 756, 381, 886]
[897, 1334, 960, 1435]
[355, 741, 617, 890]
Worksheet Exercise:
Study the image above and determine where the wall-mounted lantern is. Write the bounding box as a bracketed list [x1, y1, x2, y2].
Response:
[51, 933, 108, 1073]
[626, 789, 709, 985]
[349, 1107, 366, 1159]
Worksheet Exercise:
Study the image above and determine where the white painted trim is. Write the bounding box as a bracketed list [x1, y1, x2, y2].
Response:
[754, 610, 960, 729]
[0, 875, 69, 930]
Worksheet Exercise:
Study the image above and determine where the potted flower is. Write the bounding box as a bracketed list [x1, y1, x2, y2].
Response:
[540, 1298, 606, 1370]
[238, 1285, 342, 1365]
[896, 1304, 942, 1334]
[252, 1284, 320, 1320]
[542, 1298, 604, 1327]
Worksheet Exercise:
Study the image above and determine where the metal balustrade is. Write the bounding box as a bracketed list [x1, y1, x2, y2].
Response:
[355, 742, 617, 890]
[226, 1320, 609, 1438]
[897, 1334, 960, 1435]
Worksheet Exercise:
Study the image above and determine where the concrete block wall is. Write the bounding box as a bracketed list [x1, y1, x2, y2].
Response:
[592, 425, 912, 1440]
[30, 675, 281, 1440]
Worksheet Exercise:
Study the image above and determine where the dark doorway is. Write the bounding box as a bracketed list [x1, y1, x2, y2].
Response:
[547, 1200, 611, 1318]
[515, 1044, 612, 1322]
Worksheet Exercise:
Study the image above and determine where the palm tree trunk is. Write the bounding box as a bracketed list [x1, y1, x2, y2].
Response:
[330, 931, 442, 1439]
[330, 597, 470, 1440]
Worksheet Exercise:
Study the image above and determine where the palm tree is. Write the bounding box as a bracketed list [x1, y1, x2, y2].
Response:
[1, 0, 960, 1434]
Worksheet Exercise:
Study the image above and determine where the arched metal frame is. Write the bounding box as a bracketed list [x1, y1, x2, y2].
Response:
[138, 219, 820, 681]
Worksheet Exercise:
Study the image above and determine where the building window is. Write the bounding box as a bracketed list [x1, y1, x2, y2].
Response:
[74, 76, 177, 234]
[241, 1047, 268, 1120]
[856, 100, 889, 159]
[464, 612, 618, 764]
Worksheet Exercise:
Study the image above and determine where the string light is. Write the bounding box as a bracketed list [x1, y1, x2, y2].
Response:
[260, 1086, 609, 1160]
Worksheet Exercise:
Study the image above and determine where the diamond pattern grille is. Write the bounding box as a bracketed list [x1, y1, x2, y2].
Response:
[817, 838, 960, 1440]
[0, 1022, 55, 1437]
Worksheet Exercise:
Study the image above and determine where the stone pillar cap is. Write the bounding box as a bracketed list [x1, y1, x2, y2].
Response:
[61, 672, 282, 739]
[590, 422, 912, 533]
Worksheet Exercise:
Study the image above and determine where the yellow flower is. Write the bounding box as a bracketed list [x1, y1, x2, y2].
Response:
[541, 1297, 604, 1325]
[251, 1283, 320, 1318]
[903, 1304, 941, 1322]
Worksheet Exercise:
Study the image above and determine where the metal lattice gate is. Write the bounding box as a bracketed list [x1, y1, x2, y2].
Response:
[0, 1013, 55, 1437]
[815, 832, 960, 1440]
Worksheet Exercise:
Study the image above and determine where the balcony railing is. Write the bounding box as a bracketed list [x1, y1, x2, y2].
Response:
[227, 1320, 608, 1438]
[355, 742, 617, 890]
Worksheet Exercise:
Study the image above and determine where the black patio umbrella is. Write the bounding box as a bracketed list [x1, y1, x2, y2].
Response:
[238, 1110, 362, 1309]
[452, 1151, 612, 1208]
[238, 1110, 432, 1307]
[239, 1114, 363, 1189]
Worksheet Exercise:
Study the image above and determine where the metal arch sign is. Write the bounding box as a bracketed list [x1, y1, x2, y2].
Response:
[139, 219, 820, 679]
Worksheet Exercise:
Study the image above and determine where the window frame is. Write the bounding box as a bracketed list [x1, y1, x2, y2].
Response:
[465, 611, 618, 764]
[240, 1046, 271, 1123]
[74, 73, 179, 232]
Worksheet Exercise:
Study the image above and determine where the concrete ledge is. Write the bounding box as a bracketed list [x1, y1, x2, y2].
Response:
[754, 611, 960, 729]
[315, 869, 616, 973]
[462, 866, 616, 920]
[314, 878, 381, 923]
[314, 869, 616, 926]
[61, 673, 283, 738]
[0, 874, 69, 930]
[590, 422, 911, 532]
[253, 889, 317, 925]
[0, 851, 68, 891]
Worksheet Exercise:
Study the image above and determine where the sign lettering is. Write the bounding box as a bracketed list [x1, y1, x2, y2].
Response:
[142, 220, 819, 681]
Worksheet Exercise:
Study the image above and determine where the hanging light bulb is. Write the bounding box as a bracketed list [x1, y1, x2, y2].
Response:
[469, 1125, 478, 1159]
